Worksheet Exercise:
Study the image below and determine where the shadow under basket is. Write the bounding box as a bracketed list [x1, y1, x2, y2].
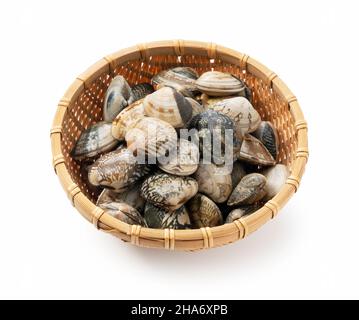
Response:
[50, 40, 308, 251]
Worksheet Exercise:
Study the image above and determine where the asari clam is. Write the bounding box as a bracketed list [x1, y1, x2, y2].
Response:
[187, 193, 223, 228]
[144, 203, 191, 229]
[262, 164, 289, 200]
[143, 87, 192, 128]
[193, 162, 232, 203]
[252, 121, 279, 160]
[231, 161, 246, 188]
[99, 202, 147, 226]
[227, 173, 267, 206]
[225, 203, 263, 223]
[239, 134, 276, 166]
[125, 117, 177, 159]
[195, 71, 247, 97]
[103, 75, 132, 121]
[71, 121, 119, 161]
[141, 173, 198, 210]
[96, 183, 145, 213]
[111, 99, 145, 140]
[88, 146, 151, 191]
[209, 96, 261, 135]
[128, 83, 154, 104]
[152, 67, 199, 98]
[185, 97, 205, 118]
[158, 139, 199, 176]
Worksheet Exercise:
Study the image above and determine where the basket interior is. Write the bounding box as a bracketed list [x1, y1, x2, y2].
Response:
[61, 54, 297, 203]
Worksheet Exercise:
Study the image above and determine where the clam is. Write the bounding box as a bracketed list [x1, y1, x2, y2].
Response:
[187, 194, 223, 228]
[111, 99, 145, 140]
[225, 203, 262, 223]
[185, 97, 205, 117]
[128, 83, 154, 104]
[125, 117, 177, 160]
[195, 71, 247, 97]
[239, 134, 276, 166]
[252, 121, 279, 160]
[158, 139, 199, 176]
[152, 67, 199, 98]
[143, 87, 192, 128]
[144, 203, 191, 229]
[209, 96, 261, 135]
[227, 173, 267, 206]
[99, 202, 147, 226]
[188, 110, 241, 164]
[70, 121, 119, 161]
[262, 164, 289, 200]
[88, 147, 151, 191]
[103, 75, 132, 121]
[96, 183, 145, 213]
[141, 173, 198, 210]
[193, 162, 232, 203]
[231, 161, 246, 188]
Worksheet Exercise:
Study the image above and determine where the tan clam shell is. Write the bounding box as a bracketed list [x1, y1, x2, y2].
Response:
[185, 97, 205, 117]
[193, 162, 232, 203]
[231, 161, 246, 188]
[239, 134, 276, 166]
[187, 193, 223, 228]
[125, 117, 178, 159]
[99, 202, 147, 226]
[141, 173, 198, 210]
[143, 87, 192, 128]
[209, 96, 261, 135]
[195, 71, 246, 96]
[252, 121, 279, 160]
[158, 139, 199, 176]
[111, 99, 145, 140]
[262, 164, 289, 200]
[88, 147, 151, 191]
[225, 203, 262, 223]
[227, 173, 267, 206]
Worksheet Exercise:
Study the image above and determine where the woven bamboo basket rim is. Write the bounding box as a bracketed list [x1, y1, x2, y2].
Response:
[50, 40, 308, 251]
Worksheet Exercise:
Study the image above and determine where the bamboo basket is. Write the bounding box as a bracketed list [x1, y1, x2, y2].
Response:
[50, 40, 308, 251]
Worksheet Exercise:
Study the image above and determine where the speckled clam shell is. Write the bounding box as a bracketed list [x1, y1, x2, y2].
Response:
[99, 202, 147, 226]
[227, 173, 267, 206]
[231, 161, 246, 188]
[103, 75, 132, 121]
[141, 173, 198, 210]
[262, 164, 289, 200]
[209, 96, 261, 135]
[96, 183, 145, 213]
[152, 67, 199, 98]
[128, 83, 154, 104]
[195, 71, 246, 97]
[144, 203, 191, 229]
[185, 97, 205, 118]
[158, 139, 199, 176]
[252, 121, 279, 160]
[239, 134, 276, 166]
[187, 193, 223, 228]
[143, 87, 192, 128]
[225, 203, 262, 223]
[193, 162, 232, 203]
[188, 109, 241, 164]
[111, 99, 145, 140]
[88, 147, 151, 191]
[125, 117, 178, 159]
[70, 121, 119, 161]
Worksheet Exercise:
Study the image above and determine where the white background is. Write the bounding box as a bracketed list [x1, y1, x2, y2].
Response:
[0, 0, 358, 299]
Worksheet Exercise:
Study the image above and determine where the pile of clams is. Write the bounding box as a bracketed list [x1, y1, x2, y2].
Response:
[71, 68, 289, 229]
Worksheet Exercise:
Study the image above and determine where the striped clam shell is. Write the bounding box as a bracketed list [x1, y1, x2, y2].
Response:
[141, 173, 198, 210]
[111, 99, 145, 140]
[88, 147, 151, 191]
[103, 75, 132, 121]
[70, 121, 119, 161]
[252, 121, 279, 160]
[195, 71, 247, 97]
[239, 134, 276, 166]
[143, 87, 192, 128]
[128, 83, 154, 104]
[187, 193, 223, 228]
[99, 202, 147, 226]
[125, 117, 178, 159]
[144, 203, 191, 229]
